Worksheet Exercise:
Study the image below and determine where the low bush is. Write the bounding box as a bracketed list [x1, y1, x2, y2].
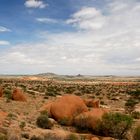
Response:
[96, 112, 133, 139]
[125, 98, 138, 113]
[36, 114, 53, 129]
[3, 88, 12, 102]
[128, 90, 140, 98]
[45, 86, 58, 97]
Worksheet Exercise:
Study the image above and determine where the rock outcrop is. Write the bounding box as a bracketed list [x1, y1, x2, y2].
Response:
[41, 95, 88, 125]
[12, 88, 27, 102]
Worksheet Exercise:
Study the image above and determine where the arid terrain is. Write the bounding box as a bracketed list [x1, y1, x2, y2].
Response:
[0, 75, 140, 140]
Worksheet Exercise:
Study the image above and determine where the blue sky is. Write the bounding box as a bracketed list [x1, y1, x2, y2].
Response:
[0, 0, 105, 44]
[0, 0, 67, 43]
[0, 0, 140, 75]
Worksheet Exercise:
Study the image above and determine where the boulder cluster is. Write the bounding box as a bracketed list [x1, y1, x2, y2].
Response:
[40, 95, 108, 126]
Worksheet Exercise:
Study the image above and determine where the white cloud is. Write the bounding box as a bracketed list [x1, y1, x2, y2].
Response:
[66, 7, 106, 30]
[0, 52, 44, 65]
[0, 0, 140, 75]
[0, 41, 10, 45]
[36, 18, 57, 23]
[24, 0, 47, 9]
[0, 26, 11, 32]
[135, 58, 140, 62]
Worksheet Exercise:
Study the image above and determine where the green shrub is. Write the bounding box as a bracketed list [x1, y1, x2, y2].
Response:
[96, 112, 133, 139]
[45, 86, 58, 97]
[36, 114, 53, 129]
[125, 98, 138, 113]
[128, 90, 140, 97]
[133, 125, 140, 140]
[3, 88, 12, 102]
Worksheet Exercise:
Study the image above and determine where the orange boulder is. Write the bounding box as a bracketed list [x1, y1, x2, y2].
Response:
[74, 108, 108, 129]
[12, 88, 27, 102]
[50, 95, 88, 125]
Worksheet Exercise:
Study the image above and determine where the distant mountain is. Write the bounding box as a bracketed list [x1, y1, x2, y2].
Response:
[35, 73, 58, 77]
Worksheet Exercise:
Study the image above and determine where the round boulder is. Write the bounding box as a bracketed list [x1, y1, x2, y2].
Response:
[12, 88, 27, 102]
[50, 95, 88, 125]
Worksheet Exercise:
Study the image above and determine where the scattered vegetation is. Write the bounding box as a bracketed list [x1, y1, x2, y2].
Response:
[0, 78, 139, 140]
[125, 98, 138, 113]
[127, 90, 140, 98]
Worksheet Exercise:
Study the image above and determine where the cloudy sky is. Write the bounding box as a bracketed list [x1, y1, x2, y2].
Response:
[0, 0, 140, 75]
